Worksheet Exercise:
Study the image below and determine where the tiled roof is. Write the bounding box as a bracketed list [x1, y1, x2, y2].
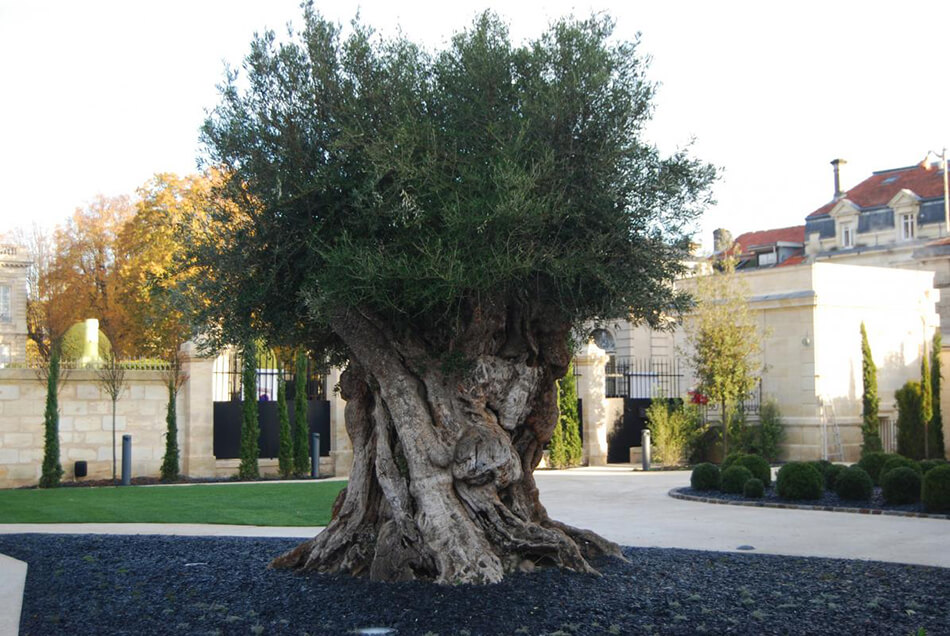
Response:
[733, 225, 805, 251]
[776, 254, 805, 267]
[808, 163, 947, 218]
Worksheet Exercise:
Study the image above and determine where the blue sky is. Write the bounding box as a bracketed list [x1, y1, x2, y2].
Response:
[1, 0, 948, 250]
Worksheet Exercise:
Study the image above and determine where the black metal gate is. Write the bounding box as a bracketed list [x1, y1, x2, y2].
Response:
[608, 398, 651, 463]
[212, 350, 331, 459]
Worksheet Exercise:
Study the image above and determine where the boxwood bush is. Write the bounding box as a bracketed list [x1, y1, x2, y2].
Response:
[743, 477, 765, 499]
[721, 452, 745, 473]
[922, 464, 950, 513]
[920, 459, 947, 475]
[881, 466, 922, 505]
[834, 466, 873, 501]
[776, 462, 824, 500]
[857, 451, 899, 485]
[734, 454, 771, 487]
[691, 462, 721, 491]
[824, 463, 846, 490]
[721, 465, 753, 494]
[879, 456, 922, 484]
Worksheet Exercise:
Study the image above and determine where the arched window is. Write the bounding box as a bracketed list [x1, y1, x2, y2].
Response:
[589, 328, 616, 353]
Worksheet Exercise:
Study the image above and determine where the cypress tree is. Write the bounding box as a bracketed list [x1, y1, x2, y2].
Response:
[160, 381, 180, 481]
[558, 363, 583, 466]
[860, 323, 883, 455]
[238, 340, 260, 479]
[277, 367, 293, 478]
[896, 381, 925, 460]
[39, 344, 64, 488]
[292, 350, 310, 476]
[547, 416, 567, 469]
[931, 331, 946, 458]
[922, 343, 933, 458]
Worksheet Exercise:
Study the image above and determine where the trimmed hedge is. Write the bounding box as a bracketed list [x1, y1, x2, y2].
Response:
[721, 466, 753, 494]
[734, 454, 771, 487]
[879, 456, 922, 484]
[881, 466, 922, 505]
[743, 477, 765, 499]
[834, 466, 873, 501]
[776, 462, 824, 500]
[922, 464, 950, 513]
[920, 459, 947, 475]
[721, 452, 744, 473]
[857, 451, 899, 485]
[824, 463, 846, 490]
[691, 463, 721, 491]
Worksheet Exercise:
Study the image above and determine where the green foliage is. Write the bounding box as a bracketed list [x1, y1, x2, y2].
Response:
[743, 477, 765, 499]
[776, 462, 823, 501]
[920, 459, 946, 475]
[277, 371, 293, 478]
[881, 466, 922, 505]
[685, 256, 762, 458]
[192, 8, 716, 362]
[690, 463, 720, 491]
[60, 322, 113, 363]
[860, 323, 883, 455]
[834, 466, 873, 501]
[922, 347, 933, 433]
[856, 451, 898, 485]
[757, 399, 784, 463]
[39, 344, 64, 488]
[549, 364, 582, 469]
[922, 464, 950, 513]
[160, 383, 180, 481]
[824, 463, 846, 491]
[721, 465, 753, 494]
[930, 332, 945, 459]
[292, 350, 310, 476]
[733, 454, 771, 487]
[646, 397, 705, 466]
[239, 340, 260, 480]
[721, 451, 744, 473]
[879, 456, 922, 483]
[896, 381, 926, 460]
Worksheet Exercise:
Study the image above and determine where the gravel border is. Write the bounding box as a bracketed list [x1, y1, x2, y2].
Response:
[2, 533, 949, 635]
[669, 488, 950, 520]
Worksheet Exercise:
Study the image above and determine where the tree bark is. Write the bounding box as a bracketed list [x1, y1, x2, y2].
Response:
[271, 305, 622, 584]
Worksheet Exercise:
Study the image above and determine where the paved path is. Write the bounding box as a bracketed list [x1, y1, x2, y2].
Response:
[3, 466, 950, 635]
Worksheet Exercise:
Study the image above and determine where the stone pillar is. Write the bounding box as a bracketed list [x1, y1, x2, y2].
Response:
[327, 366, 353, 476]
[179, 341, 216, 477]
[574, 341, 609, 466]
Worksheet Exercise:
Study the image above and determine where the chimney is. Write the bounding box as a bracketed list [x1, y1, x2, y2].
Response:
[713, 228, 733, 254]
[831, 158, 847, 200]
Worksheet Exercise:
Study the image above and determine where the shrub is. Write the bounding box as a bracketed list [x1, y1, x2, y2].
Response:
[808, 459, 832, 479]
[896, 381, 925, 459]
[920, 459, 947, 475]
[646, 397, 705, 466]
[922, 464, 950, 513]
[721, 452, 745, 473]
[824, 464, 846, 490]
[879, 456, 922, 483]
[776, 462, 823, 500]
[743, 477, 765, 499]
[881, 466, 922, 505]
[757, 399, 785, 463]
[734, 454, 771, 487]
[691, 463, 721, 491]
[857, 451, 899, 485]
[834, 466, 873, 501]
[721, 465, 753, 494]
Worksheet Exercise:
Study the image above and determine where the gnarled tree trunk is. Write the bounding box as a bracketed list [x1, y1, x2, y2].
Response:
[271, 305, 622, 584]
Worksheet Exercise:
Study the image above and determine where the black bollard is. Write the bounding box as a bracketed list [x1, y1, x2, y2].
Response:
[310, 433, 320, 479]
[641, 429, 651, 471]
[121, 434, 132, 486]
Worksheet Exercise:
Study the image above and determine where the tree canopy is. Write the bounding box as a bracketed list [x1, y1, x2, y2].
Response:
[194, 7, 715, 355]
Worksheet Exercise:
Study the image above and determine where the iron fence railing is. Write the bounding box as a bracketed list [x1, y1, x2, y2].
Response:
[604, 357, 683, 399]
[212, 349, 327, 403]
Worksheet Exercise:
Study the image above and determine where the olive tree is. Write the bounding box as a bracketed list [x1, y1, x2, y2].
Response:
[192, 7, 714, 583]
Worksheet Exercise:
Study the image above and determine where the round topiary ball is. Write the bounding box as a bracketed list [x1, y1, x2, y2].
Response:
[824, 464, 846, 490]
[920, 459, 947, 475]
[691, 462, 721, 491]
[881, 466, 922, 505]
[922, 464, 950, 513]
[721, 452, 745, 473]
[721, 465, 753, 494]
[776, 462, 824, 500]
[879, 456, 922, 485]
[734, 454, 771, 487]
[857, 451, 899, 485]
[808, 459, 832, 479]
[743, 477, 765, 499]
[834, 466, 873, 501]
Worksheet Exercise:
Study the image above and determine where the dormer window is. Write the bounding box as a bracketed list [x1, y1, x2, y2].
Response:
[900, 213, 916, 240]
[841, 222, 855, 248]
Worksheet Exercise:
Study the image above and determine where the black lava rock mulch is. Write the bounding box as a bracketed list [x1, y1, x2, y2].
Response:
[2, 534, 948, 635]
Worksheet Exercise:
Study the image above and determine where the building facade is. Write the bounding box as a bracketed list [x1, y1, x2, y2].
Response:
[0, 244, 29, 367]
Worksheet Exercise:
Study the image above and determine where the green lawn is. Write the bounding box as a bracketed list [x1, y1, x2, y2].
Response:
[0, 481, 346, 526]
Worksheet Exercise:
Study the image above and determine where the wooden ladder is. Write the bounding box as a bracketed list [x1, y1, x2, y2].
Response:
[820, 396, 844, 461]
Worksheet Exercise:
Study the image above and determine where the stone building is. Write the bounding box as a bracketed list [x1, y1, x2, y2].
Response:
[0, 244, 29, 367]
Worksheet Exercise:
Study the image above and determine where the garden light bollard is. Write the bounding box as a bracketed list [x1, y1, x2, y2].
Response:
[121, 434, 132, 486]
[641, 429, 651, 471]
[311, 433, 320, 479]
